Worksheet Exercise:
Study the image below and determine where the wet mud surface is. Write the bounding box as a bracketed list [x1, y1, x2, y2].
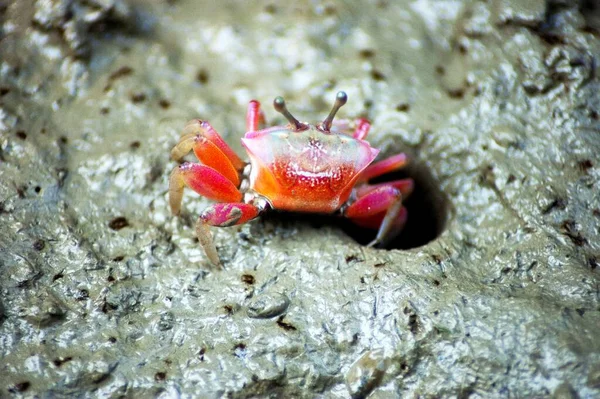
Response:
[1, 0, 599, 397]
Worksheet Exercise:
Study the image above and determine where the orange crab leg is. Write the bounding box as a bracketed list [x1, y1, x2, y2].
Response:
[357, 153, 408, 183]
[197, 203, 263, 266]
[176, 119, 245, 171]
[246, 100, 266, 132]
[169, 162, 242, 215]
[344, 186, 405, 247]
[171, 135, 240, 186]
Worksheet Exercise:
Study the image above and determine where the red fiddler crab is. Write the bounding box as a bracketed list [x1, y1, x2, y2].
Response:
[169, 92, 413, 265]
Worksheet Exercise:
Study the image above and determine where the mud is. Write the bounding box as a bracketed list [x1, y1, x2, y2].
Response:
[1, 0, 599, 397]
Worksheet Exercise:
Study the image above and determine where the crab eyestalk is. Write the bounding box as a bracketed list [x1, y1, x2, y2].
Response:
[321, 91, 348, 132]
[273, 96, 304, 131]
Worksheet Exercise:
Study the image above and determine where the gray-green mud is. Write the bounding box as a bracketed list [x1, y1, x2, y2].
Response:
[1, 0, 599, 397]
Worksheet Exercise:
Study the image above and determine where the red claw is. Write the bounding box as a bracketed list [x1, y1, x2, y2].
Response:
[197, 203, 262, 266]
[345, 185, 406, 247]
[201, 203, 261, 227]
[345, 186, 402, 218]
[169, 162, 241, 216]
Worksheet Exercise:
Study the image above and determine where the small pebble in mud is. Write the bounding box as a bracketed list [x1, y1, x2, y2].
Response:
[223, 305, 235, 315]
[447, 88, 465, 99]
[109, 66, 133, 81]
[53, 356, 73, 367]
[108, 217, 129, 230]
[371, 70, 386, 81]
[358, 49, 375, 59]
[241, 274, 255, 284]
[130, 92, 146, 103]
[247, 292, 290, 319]
[33, 239, 45, 251]
[196, 69, 209, 84]
[395, 103, 410, 112]
[159, 99, 171, 109]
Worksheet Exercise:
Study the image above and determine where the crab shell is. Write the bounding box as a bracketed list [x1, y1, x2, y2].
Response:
[242, 126, 379, 213]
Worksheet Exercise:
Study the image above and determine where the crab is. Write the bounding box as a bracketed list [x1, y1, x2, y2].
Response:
[169, 92, 413, 265]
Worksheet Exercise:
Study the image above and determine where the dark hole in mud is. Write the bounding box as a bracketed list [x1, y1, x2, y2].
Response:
[259, 158, 448, 250]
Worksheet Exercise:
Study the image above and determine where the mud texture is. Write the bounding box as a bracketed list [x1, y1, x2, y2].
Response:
[1, 0, 599, 398]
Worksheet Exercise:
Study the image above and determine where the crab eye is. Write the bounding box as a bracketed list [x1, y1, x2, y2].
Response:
[321, 91, 348, 132]
[273, 96, 304, 130]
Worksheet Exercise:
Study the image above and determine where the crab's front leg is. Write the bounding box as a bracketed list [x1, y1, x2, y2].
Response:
[197, 202, 264, 266]
[169, 162, 264, 266]
[172, 119, 245, 173]
[344, 186, 407, 247]
[169, 162, 242, 215]
[342, 147, 414, 246]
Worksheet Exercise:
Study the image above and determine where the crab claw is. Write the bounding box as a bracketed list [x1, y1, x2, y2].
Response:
[196, 203, 262, 266]
[169, 162, 242, 216]
[345, 185, 406, 247]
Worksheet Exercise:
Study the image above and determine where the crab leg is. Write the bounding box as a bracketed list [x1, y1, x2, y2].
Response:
[344, 186, 406, 247]
[170, 134, 240, 186]
[330, 118, 371, 139]
[357, 153, 408, 183]
[246, 100, 266, 132]
[352, 118, 371, 140]
[169, 162, 242, 215]
[355, 178, 414, 199]
[174, 120, 245, 171]
[197, 203, 263, 265]
[351, 206, 409, 245]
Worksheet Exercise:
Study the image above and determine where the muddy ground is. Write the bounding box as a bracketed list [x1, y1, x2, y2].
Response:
[1, 0, 599, 397]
